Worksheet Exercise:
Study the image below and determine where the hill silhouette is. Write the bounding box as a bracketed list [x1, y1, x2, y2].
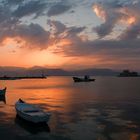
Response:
[0, 66, 120, 77]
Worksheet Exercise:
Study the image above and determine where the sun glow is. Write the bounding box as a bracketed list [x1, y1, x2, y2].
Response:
[119, 8, 137, 25]
[127, 17, 136, 25]
[55, 39, 72, 47]
[2, 37, 24, 47]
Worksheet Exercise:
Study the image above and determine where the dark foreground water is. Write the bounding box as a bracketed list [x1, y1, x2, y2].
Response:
[0, 76, 140, 140]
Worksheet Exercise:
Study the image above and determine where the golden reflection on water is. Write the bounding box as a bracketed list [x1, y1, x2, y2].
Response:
[129, 133, 139, 140]
[0, 76, 140, 139]
[0, 77, 82, 121]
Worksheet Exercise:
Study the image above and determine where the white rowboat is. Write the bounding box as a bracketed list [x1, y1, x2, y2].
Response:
[15, 99, 51, 123]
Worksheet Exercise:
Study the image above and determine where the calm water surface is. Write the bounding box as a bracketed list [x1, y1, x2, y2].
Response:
[0, 76, 140, 140]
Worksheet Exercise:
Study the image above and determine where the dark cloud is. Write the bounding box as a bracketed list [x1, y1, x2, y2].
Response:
[14, 23, 50, 49]
[0, 0, 73, 50]
[67, 26, 86, 34]
[49, 21, 86, 35]
[0, 8, 50, 49]
[93, 0, 140, 39]
[0, 5, 12, 23]
[0, 4, 20, 42]
[50, 35, 140, 70]
[0, 21, 50, 49]
[47, 4, 71, 17]
[0, 0, 139, 69]
[47, 20, 86, 42]
[92, 1, 123, 37]
[54, 36, 140, 61]
[94, 20, 117, 38]
[4, 0, 24, 5]
[0, 0, 52, 49]
[13, 1, 47, 18]
[120, 24, 140, 40]
[47, 20, 137, 54]
[118, 1, 140, 40]
[47, 20, 66, 35]
[47, 20, 140, 67]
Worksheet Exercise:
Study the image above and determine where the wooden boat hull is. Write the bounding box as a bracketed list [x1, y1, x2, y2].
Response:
[73, 77, 95, 82]
[15, 100, 51, 123]
[16, 109, 50, 123]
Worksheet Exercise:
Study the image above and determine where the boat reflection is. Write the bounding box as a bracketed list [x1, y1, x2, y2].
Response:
[15, 115, 50, 134]
[0, 95, 6, 104]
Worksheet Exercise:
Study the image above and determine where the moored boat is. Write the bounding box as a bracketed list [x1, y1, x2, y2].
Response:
[73, 76, 95, 82]
[118, 70, 140, 77]
[15, 99, 51, 124]
[0, 87, 6, 96]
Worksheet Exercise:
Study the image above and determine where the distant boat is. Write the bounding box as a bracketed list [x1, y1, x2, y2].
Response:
[15, 99, 51, 124]
[0, 87, 6, 96]
[118, 70, 140, 77]
[73, 75, 95, 82]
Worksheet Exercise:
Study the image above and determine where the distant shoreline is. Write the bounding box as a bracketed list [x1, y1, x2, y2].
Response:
[0, 76, 46, 80]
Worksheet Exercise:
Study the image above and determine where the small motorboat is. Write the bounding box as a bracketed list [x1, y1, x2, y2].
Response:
[15, 99, 51, 124]
[73, 75, 95, 82]
[0, 87, 6, 96]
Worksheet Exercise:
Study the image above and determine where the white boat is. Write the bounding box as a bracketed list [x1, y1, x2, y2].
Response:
[0, 87, 6, 96]
[15, 99, 51, 123]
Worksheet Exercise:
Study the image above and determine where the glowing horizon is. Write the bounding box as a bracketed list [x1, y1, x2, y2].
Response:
[0, 0, 140, 70]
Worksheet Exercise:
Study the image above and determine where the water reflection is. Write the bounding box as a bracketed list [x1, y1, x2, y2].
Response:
[15, 115, 50, 134]
[0, 77, 140, 140]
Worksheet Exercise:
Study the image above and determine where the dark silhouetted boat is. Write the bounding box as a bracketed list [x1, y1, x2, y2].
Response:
[73, 75, 95, 82]
[0, 87, 6, 96]
[15, 99, 51, 124]
[118, 70, 140, 77]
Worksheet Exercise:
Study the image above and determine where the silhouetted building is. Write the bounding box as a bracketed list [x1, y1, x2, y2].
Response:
[119, 70, 139, 77]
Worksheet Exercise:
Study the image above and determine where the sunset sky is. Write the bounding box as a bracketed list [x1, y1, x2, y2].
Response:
[0, 0, 140, 70]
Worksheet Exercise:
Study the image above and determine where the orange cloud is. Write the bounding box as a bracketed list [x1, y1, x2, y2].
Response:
[119, 8, 137, 25]
[127, 17, 136, 25]
[93, 3, 137, 26]
[56, 39, 72, 47]
[1, 37, 26, 49]
[93, 4, 106, 21]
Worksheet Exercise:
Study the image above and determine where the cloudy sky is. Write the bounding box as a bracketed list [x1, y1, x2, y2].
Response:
[0, 0, 140, 70]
